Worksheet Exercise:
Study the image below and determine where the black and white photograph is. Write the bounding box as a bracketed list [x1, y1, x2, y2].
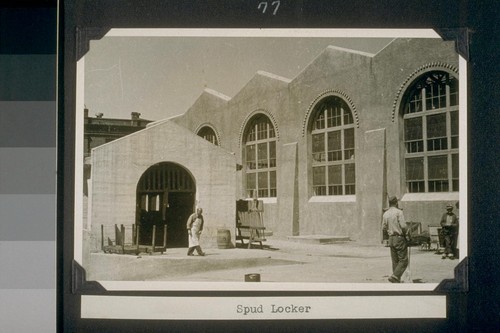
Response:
[73, 29, 467, 299]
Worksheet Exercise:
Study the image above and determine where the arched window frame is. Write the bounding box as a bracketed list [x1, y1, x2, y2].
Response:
[242, 114, 277, 198]
[401, 70, 459, 193]
[196, 124, 220, 146]
[309, 96, 356, 196]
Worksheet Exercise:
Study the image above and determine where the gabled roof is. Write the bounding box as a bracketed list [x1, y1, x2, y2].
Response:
[325, 45, 376, 58]
[230, 70, 291, 102]
[255, 70, 292, 83]
[203, 88, 231, 101]
[291, 44, 377, 85]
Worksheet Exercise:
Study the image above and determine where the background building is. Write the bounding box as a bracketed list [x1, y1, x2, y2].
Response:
[84, 110, 152, 158]
[87, 38, 460, 251]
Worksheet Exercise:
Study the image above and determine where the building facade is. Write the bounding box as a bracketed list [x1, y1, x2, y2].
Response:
[89, 38, 460, 250]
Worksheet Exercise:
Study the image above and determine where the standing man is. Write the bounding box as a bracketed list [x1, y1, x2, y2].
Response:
[440, 203, 458, 259]
[382, 196, 408, 283]
[186, 207, 205, 256]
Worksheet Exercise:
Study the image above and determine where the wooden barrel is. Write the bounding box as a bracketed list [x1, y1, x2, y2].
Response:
[217, 229, 231, 249]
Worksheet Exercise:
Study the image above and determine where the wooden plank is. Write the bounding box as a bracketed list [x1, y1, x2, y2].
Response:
[152, 225, 156, 254]
[163, 224, 167, 247]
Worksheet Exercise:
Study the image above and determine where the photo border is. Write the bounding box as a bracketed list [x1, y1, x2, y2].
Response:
[60, 0, 483, 331]
[73, 28, 467, 294]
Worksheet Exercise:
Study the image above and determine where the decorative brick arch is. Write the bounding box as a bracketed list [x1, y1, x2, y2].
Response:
[194, 122, 222, 146]
[391, 62, 459, 122]
[301, 90, 359, 137]
[238, 109, 280, 148]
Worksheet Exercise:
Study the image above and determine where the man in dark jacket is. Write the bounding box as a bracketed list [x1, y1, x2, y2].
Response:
[440, 203, 458, 259]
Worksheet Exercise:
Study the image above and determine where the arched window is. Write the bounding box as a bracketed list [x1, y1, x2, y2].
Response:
[197, 126, 219, 145]
[243, 115, 277, 198]
[311, 96, 355, 196]
[402, 71, 459, 193]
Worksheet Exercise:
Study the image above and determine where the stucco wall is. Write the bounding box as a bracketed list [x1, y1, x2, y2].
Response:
[90, 120, 236, 250]
[95, 38, 461, 244]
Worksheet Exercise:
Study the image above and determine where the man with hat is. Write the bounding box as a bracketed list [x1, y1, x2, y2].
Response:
[440, 203, 459, 259]
[382, 196, 408, 283]
[186, 207, 206, 256]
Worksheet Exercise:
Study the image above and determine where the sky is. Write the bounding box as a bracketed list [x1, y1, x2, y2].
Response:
[84, 36, 393, 121]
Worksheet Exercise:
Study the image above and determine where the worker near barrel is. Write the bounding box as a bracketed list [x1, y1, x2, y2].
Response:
[186, 207, 206, 256]
[382, 196, 408, 283]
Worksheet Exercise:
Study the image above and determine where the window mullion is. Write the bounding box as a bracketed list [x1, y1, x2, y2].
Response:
[422, 88, 426, 112]
[267, 140, 271, 194]
[422, 87, 428, 192]
[340, 129, 345, 194]
[254, 141, 258, 193]
[448, 153, 453, 192]
[423, 156, 429, 193]
[324, 123, 329, 194]
[446, 81, 453, 192]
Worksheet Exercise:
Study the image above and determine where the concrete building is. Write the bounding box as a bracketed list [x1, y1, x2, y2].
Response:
[84, 110, 152, 159]
[88, 38, 460, 251]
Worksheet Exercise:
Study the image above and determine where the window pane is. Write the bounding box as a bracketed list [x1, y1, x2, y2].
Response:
[428, 180, 449, 192]
[328, 165, 342, 185]
[313, 167, 325, 186]
[327, 164, 343, 195]
[270, 170, 276, 188]
[257, 143, 268, 169]
[258, 189, 269, 198]
[428, 155, 449, 192]
[345, 163, 355, 184]
[312, 133, 325, 162]
[405, 117, 423, 141]
[406, 157, 424, 193]
[198, 127, 218, 145]
[327, 130, 342, 161]
[452, 154, 459, 178]
[452, 154, 459, 191]
[451, 111, 459, 149]
[449, 76, 458, 106]
[314, 110, 325, 130]
[425, 74, 446, 110]
[428, 155, 448, 179]
[312, 165, 327, 192]
[246, 173, 256, 189]
[258, 172, 268, 189]
[344, 128, 355, 160]
[269, 125, 275, 138]
[406, 157, 424, 181]
[326, 105, 342, 128]
[246, 145, 256, 169]
[427, 113, 447, 138]
[404, 117, 423, 153]
[269, 141, 276, 167]
[343, 108, 354, 125]
[246, 126, 256, 142]
[407, 91, 422, 114]
[427, 113, 447, 151]
[257, 121, 267, 140]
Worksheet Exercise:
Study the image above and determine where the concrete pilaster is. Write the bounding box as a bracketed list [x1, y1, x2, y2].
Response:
[357, 128, 386, 243]
[277, 142, 299, 236]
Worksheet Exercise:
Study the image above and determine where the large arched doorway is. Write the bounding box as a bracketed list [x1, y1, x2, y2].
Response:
[136, 162, 195, 248]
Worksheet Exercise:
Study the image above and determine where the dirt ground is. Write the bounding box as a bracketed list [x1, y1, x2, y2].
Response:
[87, 237, 459, 284]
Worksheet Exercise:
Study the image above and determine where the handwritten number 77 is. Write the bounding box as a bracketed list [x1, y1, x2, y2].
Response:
[258, 1, 280, 15]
